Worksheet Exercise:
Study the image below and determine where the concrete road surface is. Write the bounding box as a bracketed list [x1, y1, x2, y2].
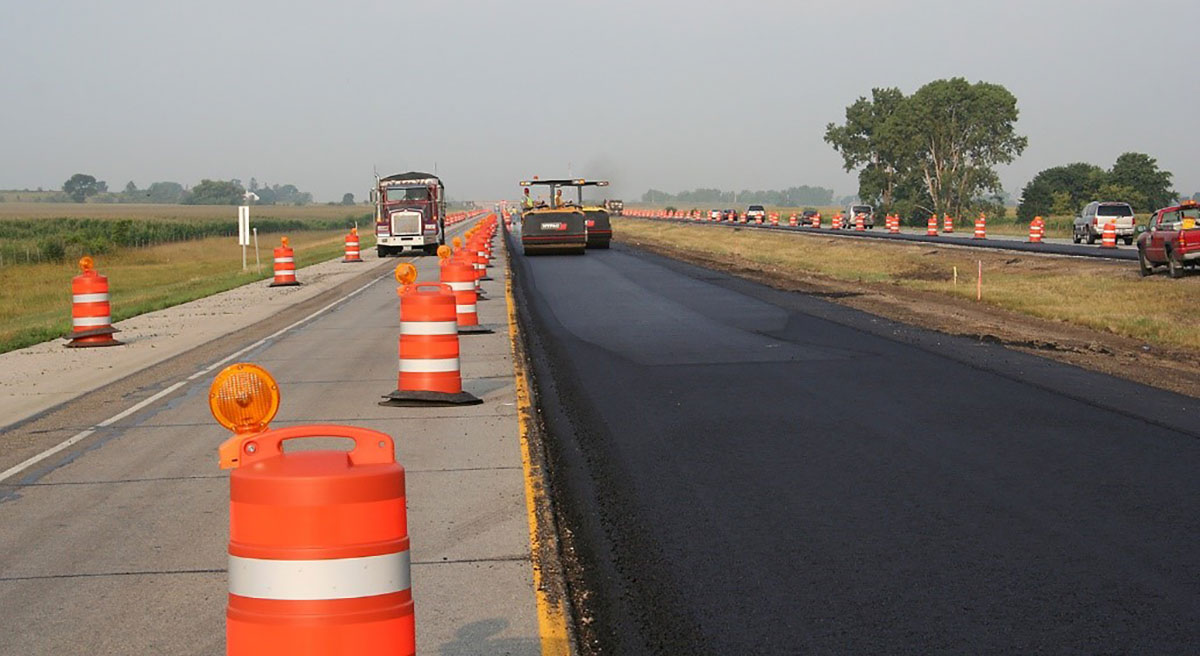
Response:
[510, 238, 1200, 654]
[0, 225, 546, 655]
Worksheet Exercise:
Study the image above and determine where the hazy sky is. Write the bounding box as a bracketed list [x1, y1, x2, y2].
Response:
[2, 0, 1196, 203]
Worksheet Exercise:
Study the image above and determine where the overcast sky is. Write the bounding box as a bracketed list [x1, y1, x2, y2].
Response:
[2, 0, 1196, 203]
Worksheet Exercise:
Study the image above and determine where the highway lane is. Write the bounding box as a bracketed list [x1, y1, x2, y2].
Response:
[0, 222, 545, 655]
[509, 237, 1200, 654]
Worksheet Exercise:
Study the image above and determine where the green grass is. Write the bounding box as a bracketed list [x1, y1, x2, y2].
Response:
[0, 230, 373, 353]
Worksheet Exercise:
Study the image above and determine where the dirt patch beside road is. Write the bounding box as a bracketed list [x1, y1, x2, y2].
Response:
[616, 221, 1200, 399]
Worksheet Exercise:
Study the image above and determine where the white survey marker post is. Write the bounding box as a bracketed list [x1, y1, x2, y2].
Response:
[238, 205, 250, 270]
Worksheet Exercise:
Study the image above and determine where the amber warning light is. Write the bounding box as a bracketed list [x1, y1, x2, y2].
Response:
[210, 363, 281, 469]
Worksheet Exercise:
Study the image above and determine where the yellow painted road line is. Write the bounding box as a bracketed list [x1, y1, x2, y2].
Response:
[506, 261, 572, 656]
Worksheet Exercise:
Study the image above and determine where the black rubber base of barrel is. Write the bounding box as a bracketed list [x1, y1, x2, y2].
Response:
[480, 276, 494, 281]
[343, 258, 364, 263]
[380, 389, 483, 407]
[269, 281, 302, 287]
[458, 324, 496, 335]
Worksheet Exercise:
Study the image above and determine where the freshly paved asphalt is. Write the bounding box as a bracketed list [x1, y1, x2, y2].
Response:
[509, 237, 1199, 654]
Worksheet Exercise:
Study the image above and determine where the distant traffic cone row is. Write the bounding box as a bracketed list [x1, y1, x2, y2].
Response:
[270, 237, 300, 286]
[973, 213, 987, 240]
[66, 256, 122, 348]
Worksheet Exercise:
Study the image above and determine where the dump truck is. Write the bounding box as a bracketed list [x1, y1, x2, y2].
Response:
[371, 172, 446, 256]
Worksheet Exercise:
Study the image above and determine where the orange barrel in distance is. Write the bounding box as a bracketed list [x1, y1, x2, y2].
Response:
[832, 213, 843, 230]
[1101, 220, 1117, 248]
[270, 237, 300, 286]
[973, 213, 987, 240]
[66, 256, 122, 347]
[811, 212, 821, 229]
[343, 228, 363, 263]
[211, 365, 414, 656]
[440, 253, 492, 335]
[927, 214, 938, 236]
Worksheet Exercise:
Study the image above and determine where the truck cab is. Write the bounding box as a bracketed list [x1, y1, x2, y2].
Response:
[372, 172, 446, 256]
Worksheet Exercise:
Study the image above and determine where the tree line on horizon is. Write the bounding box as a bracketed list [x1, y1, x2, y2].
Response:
[641, 185, 835, 207]
[20, 175, 346, 206]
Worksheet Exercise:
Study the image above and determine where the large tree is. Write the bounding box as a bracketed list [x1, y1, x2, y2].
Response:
[890, 78, 1027, 218]
[62, 173, 107, 203]
[826, 79, 1026, 220]
[1107, 152, 1174, 212]
[1016, 162, 1106, 221]
[824, 87, 908, 212]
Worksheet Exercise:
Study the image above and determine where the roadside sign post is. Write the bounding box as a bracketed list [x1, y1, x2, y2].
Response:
[238, 206, 251, 271]
[252, 228, 260, 272]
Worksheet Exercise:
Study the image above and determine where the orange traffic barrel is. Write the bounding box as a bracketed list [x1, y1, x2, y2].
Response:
[811, 212, 821, 229]
[973, 213, 987, 240]
[343, 228, 363, 263]
[927, 214, 938, 236]
[854, 214, 865, 231]
[1100, 220, 1117, 248]
[441, 256, 492, 335]
[943, 214, 955, 233]
[832, 213, 843, 230]
[66, 256, 122, 348]
[210, 365, 415, 656]
[269, 237, 300, 287]
[1029, 216, 1045, 243]
[382, 279, 481, 406]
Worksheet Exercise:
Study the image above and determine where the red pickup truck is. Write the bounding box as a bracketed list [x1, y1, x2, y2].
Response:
[1137, 200, 1200, 278]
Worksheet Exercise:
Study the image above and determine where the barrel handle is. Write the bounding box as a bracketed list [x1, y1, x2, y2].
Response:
[400, 282, 453, 296]
[234, 424, 395, 467]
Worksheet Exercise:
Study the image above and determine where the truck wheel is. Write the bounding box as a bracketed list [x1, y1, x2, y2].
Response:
[377, 246, 387, 258]
[1137, 248, 1153, 277]
[1086, 231, 1096, 245]
[1072, 228, 1081, 244]
[1168, 249, 1184, 279]
[423, 244, 438, 256]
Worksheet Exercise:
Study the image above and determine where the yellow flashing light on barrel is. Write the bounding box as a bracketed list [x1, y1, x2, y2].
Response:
[394, 262, 418, 286]
[210, 363, 281, 469]
[437, 245, 451, 261]
[281, 236, 290, 248]
[79, 256, 95, 273]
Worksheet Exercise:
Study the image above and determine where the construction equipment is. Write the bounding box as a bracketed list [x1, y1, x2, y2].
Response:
[517, 178, 608, 255]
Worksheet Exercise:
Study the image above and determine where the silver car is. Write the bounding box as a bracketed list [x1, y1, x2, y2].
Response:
[1073, 201, 1136, 245]
[843, 204, 875, 229]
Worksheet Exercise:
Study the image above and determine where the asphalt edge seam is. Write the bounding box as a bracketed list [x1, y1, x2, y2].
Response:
[505, 236, 576, 656]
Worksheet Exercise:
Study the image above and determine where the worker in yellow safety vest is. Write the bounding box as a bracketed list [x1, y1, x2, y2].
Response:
[522, 187, 534, 210]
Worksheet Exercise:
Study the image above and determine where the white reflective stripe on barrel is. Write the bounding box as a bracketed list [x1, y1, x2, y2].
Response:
[400, 320, 458, 335]
[456, 304, 476, 314]
[399, 357, 460, 373]
[446, 281, 474, 291]
[73, 316, 111, 327]
[274, 257, 295, 263]
[228, 551, 411, 601]
[72, 293, 109, 303]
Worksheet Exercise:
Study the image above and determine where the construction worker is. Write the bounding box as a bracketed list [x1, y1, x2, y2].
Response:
[522, 187, 534, 210]
[553, 188, 563, 208]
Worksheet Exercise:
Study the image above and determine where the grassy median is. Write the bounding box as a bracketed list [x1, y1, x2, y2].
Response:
[614, 218, 1198, 351]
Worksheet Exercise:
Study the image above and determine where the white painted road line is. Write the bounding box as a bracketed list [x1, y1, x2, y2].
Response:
[0, 269, 389, 485]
